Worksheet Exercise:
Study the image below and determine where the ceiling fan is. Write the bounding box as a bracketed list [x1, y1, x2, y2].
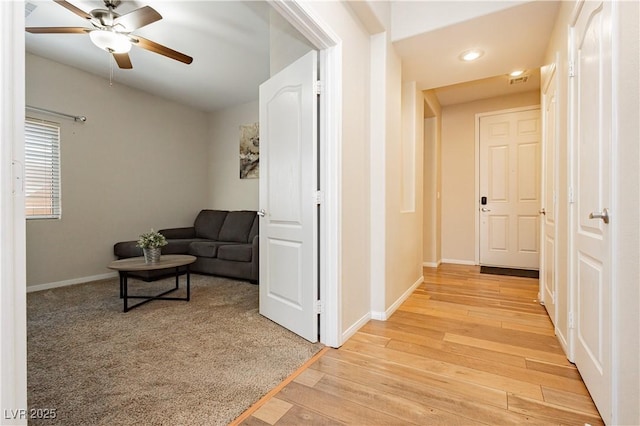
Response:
[25, 0, 193, 69]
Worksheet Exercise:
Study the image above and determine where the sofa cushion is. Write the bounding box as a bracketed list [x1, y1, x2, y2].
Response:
[218, 211, 256, 243]
[217, 244, 253, 262]
[194, 210, 228, 240]
[163, 239, 208, 255]
[188, 242, 227, 258]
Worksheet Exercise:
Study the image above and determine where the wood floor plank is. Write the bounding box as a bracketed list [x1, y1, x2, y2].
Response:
[314, 373, 479, 425]
[277, 381, 409, 425]
[251, 398, 292, 425]
[237, 264, 602, 426]
[508, 393, 604, 425]
[341, 339, 545, 400]
[274, 405, 346, 426]
[443, 333, 573, 367]
[541, 386, 601, 417]
[321, 347, 509, 409]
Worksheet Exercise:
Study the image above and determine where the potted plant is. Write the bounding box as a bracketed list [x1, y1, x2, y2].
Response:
[136, 229, 167, 263]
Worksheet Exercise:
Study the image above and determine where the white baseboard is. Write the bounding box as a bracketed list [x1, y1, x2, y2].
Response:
[423, 261, 441, 268]
[371, 275, 424, 321]
[441, 258, 476, 266]
[341, 311, 371, 345]
[27, 272, 118, 293]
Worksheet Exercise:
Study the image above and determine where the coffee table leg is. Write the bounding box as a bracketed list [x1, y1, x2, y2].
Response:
[187, 266, 191, 301]
[123, 271, 129, 312]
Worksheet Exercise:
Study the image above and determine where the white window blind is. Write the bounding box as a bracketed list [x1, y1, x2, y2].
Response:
[25, 118, 61, 219]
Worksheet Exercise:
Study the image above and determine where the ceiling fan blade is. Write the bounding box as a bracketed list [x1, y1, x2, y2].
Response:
[26, 27, 89, 34]
[113, 53, 133, 69]
[113, 6, 162, 31]
[131, 36, 193, 65]
[53, 0, 92, 20]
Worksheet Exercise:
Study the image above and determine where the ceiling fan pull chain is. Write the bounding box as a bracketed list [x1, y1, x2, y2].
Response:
[109, 52, 114, 87]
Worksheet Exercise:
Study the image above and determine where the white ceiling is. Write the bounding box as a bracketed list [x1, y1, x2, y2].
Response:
[25, 1, 560, 112]
[25, 0, 272, 112]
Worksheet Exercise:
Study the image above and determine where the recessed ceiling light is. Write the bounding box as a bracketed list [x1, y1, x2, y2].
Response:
[510, 69, 526, 77]
[459, 49, 484, 62]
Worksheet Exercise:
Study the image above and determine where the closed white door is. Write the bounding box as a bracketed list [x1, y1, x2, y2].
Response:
[258, 51, 318, 343]
[540, 65, 558, 326]
[479, 109, 541, 269]
[571, 0, 613, 421]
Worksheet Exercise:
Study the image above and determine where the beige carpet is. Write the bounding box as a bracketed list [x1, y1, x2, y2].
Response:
[27, 274, 323, 425]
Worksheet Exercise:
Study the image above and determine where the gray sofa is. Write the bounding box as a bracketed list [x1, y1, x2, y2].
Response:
[113, 210, 259, 283]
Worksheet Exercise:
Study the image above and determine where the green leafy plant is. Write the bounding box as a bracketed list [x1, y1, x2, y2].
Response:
[136, 229, 168, 249]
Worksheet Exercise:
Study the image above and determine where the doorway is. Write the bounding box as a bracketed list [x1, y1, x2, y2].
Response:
[477, 107, 541, 270]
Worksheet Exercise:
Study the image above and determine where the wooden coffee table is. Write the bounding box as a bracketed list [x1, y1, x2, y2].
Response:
[108, 255, 197, 312]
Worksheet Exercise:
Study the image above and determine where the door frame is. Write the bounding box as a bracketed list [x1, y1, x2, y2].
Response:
[0, 1, 28, 418]
[474, 105, 541, 265]
[269, 0, 343, 347]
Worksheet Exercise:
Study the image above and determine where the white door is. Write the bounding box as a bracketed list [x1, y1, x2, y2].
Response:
[479, 109, 541, 269]
[258, 51, 318, 343]
[571, 0, 613, 421]
[540, 64, 558, 326]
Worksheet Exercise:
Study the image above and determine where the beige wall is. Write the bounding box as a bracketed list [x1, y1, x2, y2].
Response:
[423, 90, 442, 266]
[305, 1, 372, 334]
[440, 90, 540, 263]
[26, 54, 209, 287]
[207, 101, 259, 210]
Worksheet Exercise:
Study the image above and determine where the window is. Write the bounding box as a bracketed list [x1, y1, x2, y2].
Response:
[25, 118, 61, 219]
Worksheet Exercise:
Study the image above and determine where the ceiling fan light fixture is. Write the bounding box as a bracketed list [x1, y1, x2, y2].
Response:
[89, 29, 131, 53]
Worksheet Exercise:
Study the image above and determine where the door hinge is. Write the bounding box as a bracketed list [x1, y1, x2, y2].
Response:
[314, 190, 325, 204]
[568, 186, 574, 204]
[569, 60, 575, 78]
[569, 311, 575, 329]
[313, 80, 322, 95]
[314, 300, 324, 314]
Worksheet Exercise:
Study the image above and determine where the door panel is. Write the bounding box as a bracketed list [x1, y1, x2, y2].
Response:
[479, 109, 541, 269]
[259, 51, 318, 343]
[540, 61, 558, 326]
[571, 0, 612, 421]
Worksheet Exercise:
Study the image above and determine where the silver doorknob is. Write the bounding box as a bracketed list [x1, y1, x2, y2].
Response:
[539, 208, 546, 215]
[589, 208, 609, 224]
[481, 207, 491, 212]
[257, 209, 266, 217]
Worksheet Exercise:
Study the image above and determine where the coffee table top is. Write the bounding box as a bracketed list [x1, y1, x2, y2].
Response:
[108, 255, 196, 272]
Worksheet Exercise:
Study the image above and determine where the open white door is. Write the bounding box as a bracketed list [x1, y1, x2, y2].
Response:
[258, 51, 318, 343]
[540, 63, 558, 326]
[570, 0, 613, 421]
[479, 108, 541, 269]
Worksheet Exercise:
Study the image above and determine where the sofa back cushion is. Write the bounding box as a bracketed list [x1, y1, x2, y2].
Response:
[248, 216, 259, 242]
[194, 210, 228, 240]
[218, 211, 257, 243]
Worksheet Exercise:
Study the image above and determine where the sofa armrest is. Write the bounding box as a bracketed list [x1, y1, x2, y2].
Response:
[158, 227, 196, 239]
[114, 240, 142, 259]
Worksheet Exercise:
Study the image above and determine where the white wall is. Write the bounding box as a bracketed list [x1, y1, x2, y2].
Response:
[207, 101, 259, 210]
[269, 9, 315, 76]
[26, 54, 210, 288]
[440, 91, 540, 263]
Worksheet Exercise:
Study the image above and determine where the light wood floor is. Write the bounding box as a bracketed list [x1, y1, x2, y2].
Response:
[235, 264, 603, 425]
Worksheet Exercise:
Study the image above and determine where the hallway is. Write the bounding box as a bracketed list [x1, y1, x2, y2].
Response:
[236, 264, 602, 425]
